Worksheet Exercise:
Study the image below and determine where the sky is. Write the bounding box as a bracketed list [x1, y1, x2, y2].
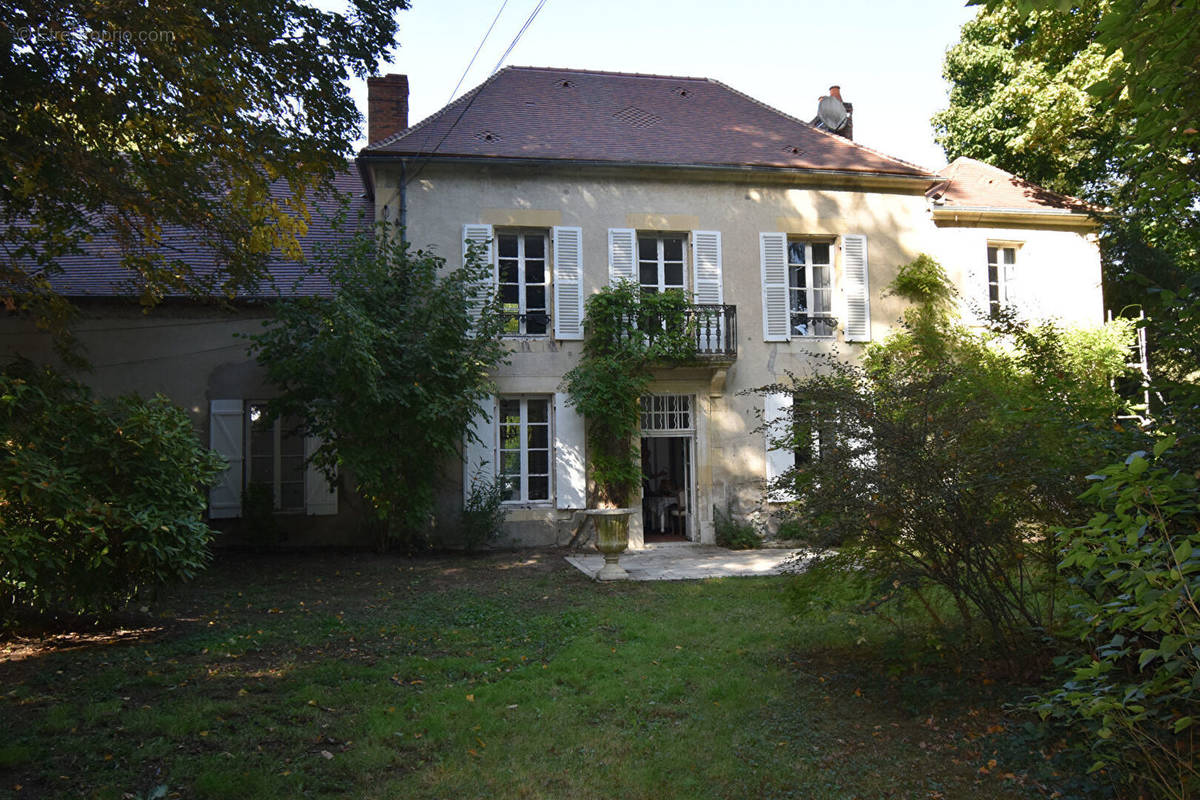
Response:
[345, 0, 980, 170]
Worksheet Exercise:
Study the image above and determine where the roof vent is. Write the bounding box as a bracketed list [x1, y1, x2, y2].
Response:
[555, 79, 576, 88]
[613, 106, 662, 129]
[671, 86, 692, 99]
[474, 130, 502, 142]
[782, 145, 803, 155]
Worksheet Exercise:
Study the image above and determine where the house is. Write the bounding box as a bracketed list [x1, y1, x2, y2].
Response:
[0, 171, 378, 546]
[356, 67, 1104, 547]
[0, 67, 1104, 548]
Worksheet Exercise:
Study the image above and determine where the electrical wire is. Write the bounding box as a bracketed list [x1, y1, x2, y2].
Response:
[447, 0, 510, 105]
[489, 0, 548, 76]
[402, 0, 551, 190]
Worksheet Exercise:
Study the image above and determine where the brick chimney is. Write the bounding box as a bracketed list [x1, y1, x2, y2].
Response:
[367, 74, 409, 144]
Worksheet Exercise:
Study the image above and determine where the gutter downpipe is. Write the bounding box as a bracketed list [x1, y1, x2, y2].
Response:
[399, 159, 408, 248]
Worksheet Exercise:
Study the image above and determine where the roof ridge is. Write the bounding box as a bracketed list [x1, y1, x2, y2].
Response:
[706, 77, 936, 177]
[503, 64, 713, 83]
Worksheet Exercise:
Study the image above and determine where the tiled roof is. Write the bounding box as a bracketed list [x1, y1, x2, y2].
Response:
[927, 157, 1098, 214]
[38, 170, 370, 299]
[364, 66, 934, 178]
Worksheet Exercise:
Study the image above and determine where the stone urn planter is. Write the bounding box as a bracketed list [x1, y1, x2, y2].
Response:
[588, 508, 633, 581]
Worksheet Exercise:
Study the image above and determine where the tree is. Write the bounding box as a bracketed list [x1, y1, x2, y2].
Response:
[1, 0, 407, 341]
[762, 255, 1133, 649]
[1, 360, 225, 619]
[935, 0, 1199, 238]
[246, 225, 510, 549]
[934, 0, 1200, 447]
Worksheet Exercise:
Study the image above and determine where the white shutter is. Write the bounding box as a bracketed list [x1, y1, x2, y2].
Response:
[764, 392, 796, 502]
[1002, 250, 1022, 315]
[967, 250, 991, 322]
[463, 397, 496, 504]
[760, 232, 790, 342]
[463, 224, 494, 331]
[208, 400, 244, 518]
[554, 392, 587, 509]
[304, 435, 338, 516]
[692, 230, 724, 351]
[608, 228, 637, 285]
[553, 226, 584, 340]
[841, 234, 871, 342]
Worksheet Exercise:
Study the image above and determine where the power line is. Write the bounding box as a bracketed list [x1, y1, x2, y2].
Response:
[448, 0, 510, 104]
[490, 0, 549, 76]
[403, 0, 551, 190]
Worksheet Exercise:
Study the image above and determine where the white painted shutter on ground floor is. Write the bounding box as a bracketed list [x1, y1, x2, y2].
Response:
[764, 392, 796, 502]
[304, 435, 338, 516]
[463, 397, 497, 504]
[554, 392, 586, 509]
[209, 399, 244, 518]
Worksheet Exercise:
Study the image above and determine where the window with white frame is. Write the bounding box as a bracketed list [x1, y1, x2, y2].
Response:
[246, 403, 306, 512]
[638, 234, 686, 295]
[497, 397, 551, 503]
[788, 240, 835, 337]
[497, 231, 550, 335]
[987, 245, 1017, 319]
[640, 394, 693, 431]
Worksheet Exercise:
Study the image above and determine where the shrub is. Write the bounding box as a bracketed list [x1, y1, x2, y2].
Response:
[246, 223, 510, 547]
[714, 503, 761, 550]
[757, 255, 1134, 650]
[1035, 439, 1199, 799]
[0, 361, 225, 618]
[461, 471, 507, 550]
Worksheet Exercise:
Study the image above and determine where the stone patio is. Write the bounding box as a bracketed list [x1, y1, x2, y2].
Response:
[565, 542, 811, 581]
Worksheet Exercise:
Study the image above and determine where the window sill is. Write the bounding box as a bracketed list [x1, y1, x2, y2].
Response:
[501, 501, 555, 509]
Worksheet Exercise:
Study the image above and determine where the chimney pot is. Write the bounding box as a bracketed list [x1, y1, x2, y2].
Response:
[367, 74, 409, 144]
[829, 85, 842, 101]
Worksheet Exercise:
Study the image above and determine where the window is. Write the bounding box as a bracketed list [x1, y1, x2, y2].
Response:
[498, 397, 551, 503]
[788, 240, 835, 337]
[638, 235, 686, 295]
[791, 407, 834, 468]
[497, 231, 550, 335]
[987, 245, 1017, 319]
[640, 394, 693, 431]
[246, 403, 305, 512]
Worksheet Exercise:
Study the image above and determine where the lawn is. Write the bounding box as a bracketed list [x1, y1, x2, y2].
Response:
[1, 550, 1064, 799]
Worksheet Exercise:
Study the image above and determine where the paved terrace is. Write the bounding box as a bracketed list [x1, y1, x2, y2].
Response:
[565, 542, 812, 581]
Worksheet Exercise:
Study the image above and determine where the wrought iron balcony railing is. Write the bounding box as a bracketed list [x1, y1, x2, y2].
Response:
[789, 312, 837, 338]
[686, 304, 737, 359]
[501, 312, 551, 336]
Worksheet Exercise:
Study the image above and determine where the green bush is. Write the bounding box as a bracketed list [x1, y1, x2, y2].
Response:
[461, 471, 506, 550]
[0, 361, 225, 618]
[714, 504, 761, 550]
[758, 255, 1133, 650]
[1035, 439, 1199, 799]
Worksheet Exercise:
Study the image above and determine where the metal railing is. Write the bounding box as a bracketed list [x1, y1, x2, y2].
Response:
[789, 312, 837, 338]
[501, 312, 551, 336]
[686, 304, 737, 359]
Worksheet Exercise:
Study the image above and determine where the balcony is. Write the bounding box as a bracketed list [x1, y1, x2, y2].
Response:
[685, 304, 738, 360]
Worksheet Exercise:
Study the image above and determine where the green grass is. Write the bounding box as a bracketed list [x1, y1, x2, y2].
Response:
[0, 551, 1065, 799]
